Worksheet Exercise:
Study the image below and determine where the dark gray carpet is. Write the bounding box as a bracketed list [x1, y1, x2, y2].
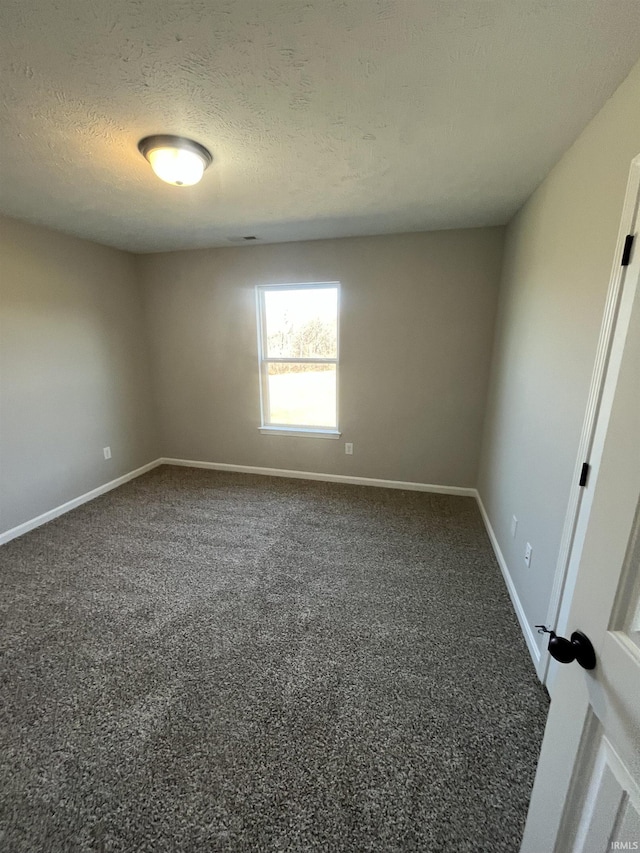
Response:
[0, 465, 548, 852]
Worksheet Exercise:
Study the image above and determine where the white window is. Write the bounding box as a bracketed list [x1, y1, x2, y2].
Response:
[256, 283, 340, 438]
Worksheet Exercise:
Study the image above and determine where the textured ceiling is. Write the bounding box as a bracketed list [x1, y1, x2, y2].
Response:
[1, 0, 640, 253]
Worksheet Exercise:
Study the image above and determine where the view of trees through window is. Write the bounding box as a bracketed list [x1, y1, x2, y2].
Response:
[267, 315, 336, 372]
[260, 285, 338, 428]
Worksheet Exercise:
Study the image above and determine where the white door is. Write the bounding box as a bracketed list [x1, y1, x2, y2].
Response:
[521, 159, 640, 852]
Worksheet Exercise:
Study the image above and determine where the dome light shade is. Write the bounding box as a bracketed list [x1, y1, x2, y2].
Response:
[138, 135, 212, 186]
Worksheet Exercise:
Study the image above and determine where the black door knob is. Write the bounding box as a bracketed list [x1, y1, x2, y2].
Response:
[535, 626, 596, 670]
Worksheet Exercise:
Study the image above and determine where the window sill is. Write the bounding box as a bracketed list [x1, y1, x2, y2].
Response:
[258, 427, 342, 439]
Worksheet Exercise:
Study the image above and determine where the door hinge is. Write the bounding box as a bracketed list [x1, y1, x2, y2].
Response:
[621, 234, 634, 266]
[579, 462, 590, 488]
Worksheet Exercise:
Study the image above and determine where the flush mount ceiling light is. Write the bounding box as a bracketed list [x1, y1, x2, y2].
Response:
[138, 135, 212, 187]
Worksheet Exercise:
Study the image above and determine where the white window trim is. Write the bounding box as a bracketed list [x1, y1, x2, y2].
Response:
[258, 427, 341, 439]
[256, 282, 340, 438]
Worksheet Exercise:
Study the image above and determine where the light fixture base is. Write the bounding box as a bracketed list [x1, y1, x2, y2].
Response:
[137, 135, 212, 167]
[138, 135, 212, 186]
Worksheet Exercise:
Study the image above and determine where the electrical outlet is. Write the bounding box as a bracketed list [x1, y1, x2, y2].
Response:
[103, 446, 112, 460]
[511, 515, 518, 538]
[345, 442, 353, 455]
[524, 542, 532, 568]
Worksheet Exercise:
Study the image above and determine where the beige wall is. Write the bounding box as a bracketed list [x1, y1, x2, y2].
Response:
[478, 59, 640, 654]
[0, 217, 158, 534]
[138, 228, 504, 487]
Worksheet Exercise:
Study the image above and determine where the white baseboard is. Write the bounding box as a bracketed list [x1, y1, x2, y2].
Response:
[0, 459, 163, 546]
[159, 458, 477, 497]
[476, 493, 543, 678]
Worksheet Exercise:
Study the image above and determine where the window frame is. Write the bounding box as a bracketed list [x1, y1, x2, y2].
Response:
[255, 282, 341, 438]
